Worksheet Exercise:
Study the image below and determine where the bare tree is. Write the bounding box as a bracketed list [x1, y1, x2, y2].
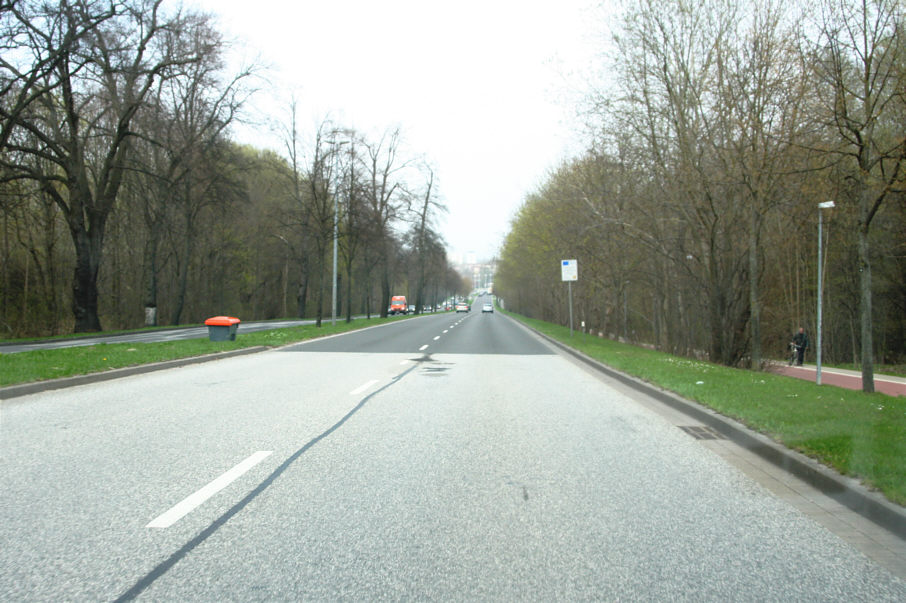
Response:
[611, 0, 752, 364]
[275, 115, 346, 326]
[408, 165, 447, 314]
[335, 130, 366, 323]
[0, 0, 115, 151]
[361, 128, 410, 317]
[274, 98, 312, 319]
[134, 15, 254, 325]
[2, 179, 67, 334]
[715, 0, 812, 367]
[811, 0, 906, 391]
[0, 0, 210, 331]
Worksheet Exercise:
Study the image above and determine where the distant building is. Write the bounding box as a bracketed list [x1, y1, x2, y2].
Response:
[453, 257, 497, 292]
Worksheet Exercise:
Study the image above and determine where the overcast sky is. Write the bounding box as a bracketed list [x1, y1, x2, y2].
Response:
[192, 0, 604, 262]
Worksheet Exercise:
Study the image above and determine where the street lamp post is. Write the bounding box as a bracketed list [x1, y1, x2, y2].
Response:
[816, 200, 835, 384]
[331, 186, 339, 327]
[330, 139, 349, 327]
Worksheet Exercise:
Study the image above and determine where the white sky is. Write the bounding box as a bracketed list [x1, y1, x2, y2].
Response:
[192, 0, 604, 262]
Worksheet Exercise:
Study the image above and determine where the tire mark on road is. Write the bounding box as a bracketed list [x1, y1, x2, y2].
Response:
[114, 362, 419, 602]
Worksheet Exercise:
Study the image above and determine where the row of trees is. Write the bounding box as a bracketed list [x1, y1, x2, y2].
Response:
[496, 0, 906, 392]
[1, 0, 466, 337]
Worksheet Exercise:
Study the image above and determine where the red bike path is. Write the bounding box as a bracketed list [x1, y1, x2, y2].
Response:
[769, 364, 906, 397]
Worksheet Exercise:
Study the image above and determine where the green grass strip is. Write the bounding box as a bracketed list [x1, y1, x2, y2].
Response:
[0, 317, 404, 388]
[508, 311, 906, 507]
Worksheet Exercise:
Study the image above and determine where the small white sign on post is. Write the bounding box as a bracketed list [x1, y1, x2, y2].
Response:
[561, 259, 577, 337]
[561, 259, 578, 281]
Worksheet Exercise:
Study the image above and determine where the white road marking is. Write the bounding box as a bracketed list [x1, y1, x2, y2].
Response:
[433, 336, 440, 341]
[350, 379, 378, 395]
[443, 330, 448, 334]
[147, 451, 273, 529]
[419, 344, 429, 351]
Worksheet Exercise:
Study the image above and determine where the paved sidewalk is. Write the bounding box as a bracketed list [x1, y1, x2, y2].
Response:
[770, 363, 906, 397]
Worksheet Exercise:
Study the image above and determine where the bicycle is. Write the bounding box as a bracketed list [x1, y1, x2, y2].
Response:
[788, 342, 800, 366]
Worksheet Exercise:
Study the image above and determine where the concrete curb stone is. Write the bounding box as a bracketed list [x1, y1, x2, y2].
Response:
[526, 324, 906, 541]
[0, 347, 268, 401]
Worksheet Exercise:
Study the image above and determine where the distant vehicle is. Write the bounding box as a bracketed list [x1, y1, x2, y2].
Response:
[455, 303, 470, 313]
[482, 303, 493, 313]
[389, 296, 408, 315]
[408, 305, 416, 314]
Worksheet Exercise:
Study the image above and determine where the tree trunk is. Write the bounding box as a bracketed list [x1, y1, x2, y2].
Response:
[314, 257, 325, 327]
[1, 211, 9, 329]
[707, 256, 723, 363]
[170, 212, 194, 325]
[858, 218, 875, 392]
[345, 262, 354, 323]
[170, 250, 189, 326]
[69, 216, 104, 332]
[748, 206, 761, 369]
[380, 269, 390, 318]
[296, 272, 308, 318]
[143, 225, 161, 326]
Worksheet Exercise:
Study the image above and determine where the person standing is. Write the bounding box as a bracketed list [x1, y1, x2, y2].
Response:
[792, 327, 809, 366]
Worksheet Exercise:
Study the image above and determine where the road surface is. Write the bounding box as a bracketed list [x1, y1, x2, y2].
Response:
[2, 298, 905, 600]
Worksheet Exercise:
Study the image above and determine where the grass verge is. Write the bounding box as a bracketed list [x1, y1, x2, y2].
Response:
[0, 317, 401, 387]
[508, 312, 906, 507]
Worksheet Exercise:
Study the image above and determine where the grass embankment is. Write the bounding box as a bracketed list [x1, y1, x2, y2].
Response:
[0, 317, 401, 388]
[508, 312, 906, 507]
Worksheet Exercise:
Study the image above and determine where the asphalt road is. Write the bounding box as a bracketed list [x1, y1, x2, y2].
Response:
[2, 298, 905, 600]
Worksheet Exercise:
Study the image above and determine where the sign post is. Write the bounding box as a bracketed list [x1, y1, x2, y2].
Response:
[561, 259, 578, 337]
[816, 200, 835, 384]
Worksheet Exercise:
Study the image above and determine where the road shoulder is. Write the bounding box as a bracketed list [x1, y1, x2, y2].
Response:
[514, 318, 906, 579]
[0, 347, 266, 401]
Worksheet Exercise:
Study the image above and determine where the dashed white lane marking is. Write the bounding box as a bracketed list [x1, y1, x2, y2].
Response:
[443, 330, 449, 334]
[350, 379, 379, 395]
[147, 451, 273, 529]
[433, 336, 440, 341]
[419, 344, 429, 351]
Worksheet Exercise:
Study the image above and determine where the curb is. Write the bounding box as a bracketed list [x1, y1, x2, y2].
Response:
[0, 347, 268, 401]
[526, 324, 906, 541]
[0, 318, 418, 400]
